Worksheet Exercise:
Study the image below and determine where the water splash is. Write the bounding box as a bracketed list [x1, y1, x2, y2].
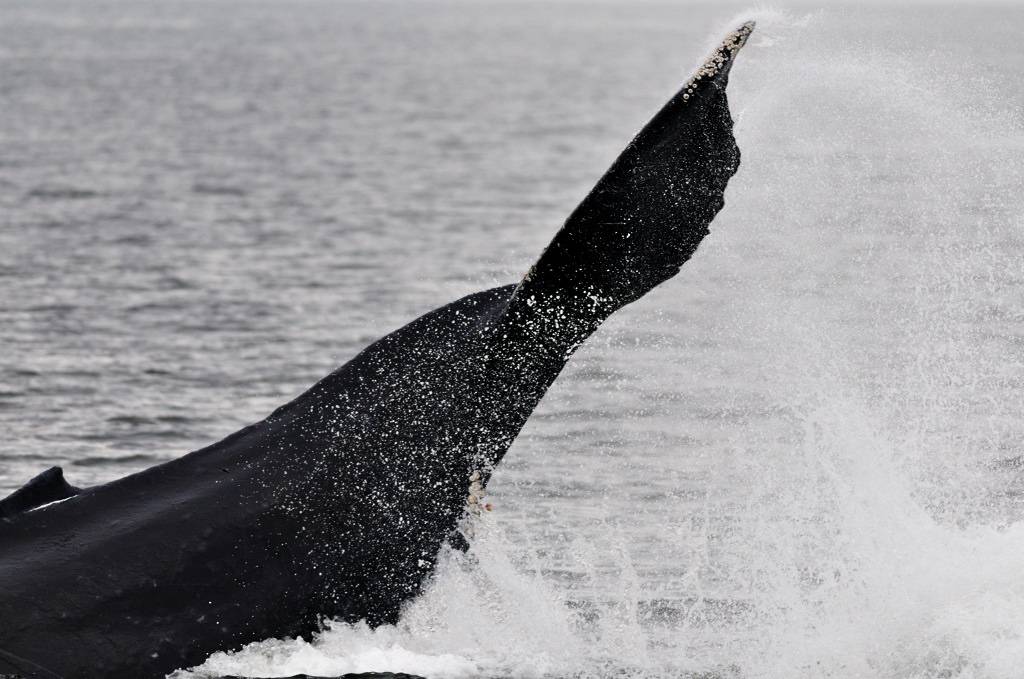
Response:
[174, 520, 587, 679]
[178, 7, 1024, 679]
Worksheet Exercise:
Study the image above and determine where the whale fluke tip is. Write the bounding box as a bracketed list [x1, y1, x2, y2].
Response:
[735, 20, 756, 51]
[686, 20, 756, 92]
[499, 21, 752, 346]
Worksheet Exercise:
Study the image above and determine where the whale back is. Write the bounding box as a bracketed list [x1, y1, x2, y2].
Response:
[0, 285, 522, 679]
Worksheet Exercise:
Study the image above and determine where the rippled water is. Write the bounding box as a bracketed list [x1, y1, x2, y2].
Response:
[2, 2, 1024, 678]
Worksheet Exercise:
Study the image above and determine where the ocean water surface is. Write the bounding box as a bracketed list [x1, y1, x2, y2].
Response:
[2, 2, 1023, 678]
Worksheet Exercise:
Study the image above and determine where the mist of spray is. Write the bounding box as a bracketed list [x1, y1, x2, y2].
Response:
[179, 8, 1024, 679]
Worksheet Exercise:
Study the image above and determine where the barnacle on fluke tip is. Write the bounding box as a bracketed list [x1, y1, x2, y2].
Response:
[684, 20, 755, 97]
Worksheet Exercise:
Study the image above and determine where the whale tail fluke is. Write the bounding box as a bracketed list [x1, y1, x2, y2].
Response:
[499, 22, 754, 354]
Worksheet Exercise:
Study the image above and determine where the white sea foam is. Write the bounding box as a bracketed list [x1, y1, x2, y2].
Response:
[173, 519, 587, 679]
[170, 623, 480, 678]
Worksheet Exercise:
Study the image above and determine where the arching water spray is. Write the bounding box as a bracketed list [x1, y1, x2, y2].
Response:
[179, 8, 1024, 679]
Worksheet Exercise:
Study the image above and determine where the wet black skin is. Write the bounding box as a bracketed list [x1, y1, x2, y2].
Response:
[0, 23, 753, 679]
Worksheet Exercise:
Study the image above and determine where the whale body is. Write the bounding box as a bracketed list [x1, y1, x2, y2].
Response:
[0, 23, 754, 679]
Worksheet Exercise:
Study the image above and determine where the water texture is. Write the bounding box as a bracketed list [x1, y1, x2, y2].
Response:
[2, 2, 1023, 678]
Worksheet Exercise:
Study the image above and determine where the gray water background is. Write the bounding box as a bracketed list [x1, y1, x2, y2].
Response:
[3, 2, 1024, 677]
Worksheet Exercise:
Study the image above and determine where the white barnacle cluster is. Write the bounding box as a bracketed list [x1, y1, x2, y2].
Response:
[681, 22, 754, 101]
